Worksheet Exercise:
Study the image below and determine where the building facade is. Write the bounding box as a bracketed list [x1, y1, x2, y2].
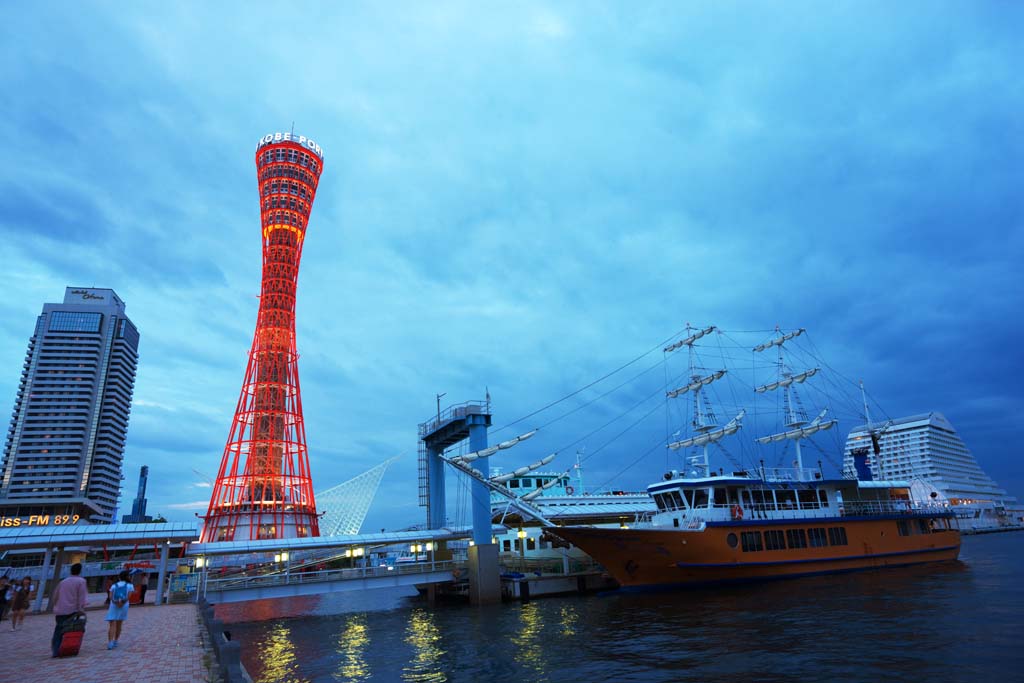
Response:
[0, 287, 139, 525]
[843, 412, 1022, 531]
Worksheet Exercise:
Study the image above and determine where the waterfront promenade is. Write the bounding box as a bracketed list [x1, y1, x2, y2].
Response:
[0, 601, 212, 683]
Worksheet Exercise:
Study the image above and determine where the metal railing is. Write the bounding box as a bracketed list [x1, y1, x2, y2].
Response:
[203, 560, 457, 593]
[418, 401, 489, 436]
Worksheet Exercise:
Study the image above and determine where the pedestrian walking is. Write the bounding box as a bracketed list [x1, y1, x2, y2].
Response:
[9, 577, 34, 630]
[50, 563, 88, 657]
[105, 569, 134, 649]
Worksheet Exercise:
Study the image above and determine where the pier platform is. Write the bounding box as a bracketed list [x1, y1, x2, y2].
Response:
[0, 602, 211, 683]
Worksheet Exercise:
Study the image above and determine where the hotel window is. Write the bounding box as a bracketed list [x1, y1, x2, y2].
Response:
[764, 529, 786, 551]
[741, 531, 763, 552]
[49, 312, 102, 333]
[786, 529, 808, 549]
[808, 528, 828, 547]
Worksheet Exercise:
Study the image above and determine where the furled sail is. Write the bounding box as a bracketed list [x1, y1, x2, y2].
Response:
[663, 325, 716, 353]
[521, 471, 571, 501]
[755, 368, 819, 393]
[451, 430, 537, 464]
[756, 410, 837, 443]
[667, 369, 727, 398]
[667, 410, 745, 450]
[490, 453, 556, 483]
[753, 328, 805, 353]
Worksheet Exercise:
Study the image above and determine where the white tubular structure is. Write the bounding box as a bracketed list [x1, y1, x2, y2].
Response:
[520, 470, 571, 501]
[755, 368, 819, 393]
[756, 410, 837, 444]
[668, 410, 745, 450]
[753, 328, 805, 353]
[451, 430, 537, 464]
[666, 370, 727, 398]
[663, 325, 716, 353]
[441, 455, 554, 526]
[490, 454, 556, 484]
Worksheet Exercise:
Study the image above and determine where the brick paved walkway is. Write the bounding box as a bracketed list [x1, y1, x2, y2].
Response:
[0, 602, 213, 683]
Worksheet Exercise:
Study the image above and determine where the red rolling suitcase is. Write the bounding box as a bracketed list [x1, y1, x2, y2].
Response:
[57, 614, 87, 657]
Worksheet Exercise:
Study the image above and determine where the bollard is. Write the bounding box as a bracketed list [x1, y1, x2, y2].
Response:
[220, 639, 244, 683]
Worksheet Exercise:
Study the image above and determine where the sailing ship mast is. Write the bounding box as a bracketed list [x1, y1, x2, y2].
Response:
[664, 325, 744, 475]
[753, 328, 836, 480]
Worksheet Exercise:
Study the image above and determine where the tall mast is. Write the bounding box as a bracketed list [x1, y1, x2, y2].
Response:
[664, 325, 734, 475]
[753, 328, 834, 480]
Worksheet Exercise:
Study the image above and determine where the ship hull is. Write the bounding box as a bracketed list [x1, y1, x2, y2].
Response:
[548, 518, 961, 589]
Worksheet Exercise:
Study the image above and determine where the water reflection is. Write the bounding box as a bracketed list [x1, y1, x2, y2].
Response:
[258, 621, 307, 683]
[559, 605, 579, 637]
[510, 603, 549, 682]
[402, 608, 447, 682]
[335, 613, 371, 682]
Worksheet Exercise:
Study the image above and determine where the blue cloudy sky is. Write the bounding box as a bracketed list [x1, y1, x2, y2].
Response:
[1, 2, 1021, 530]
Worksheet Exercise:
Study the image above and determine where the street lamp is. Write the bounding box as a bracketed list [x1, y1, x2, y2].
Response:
[517, 528, 528, 570]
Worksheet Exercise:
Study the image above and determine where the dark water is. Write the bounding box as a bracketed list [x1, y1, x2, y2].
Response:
[220, 533, 1024, 682]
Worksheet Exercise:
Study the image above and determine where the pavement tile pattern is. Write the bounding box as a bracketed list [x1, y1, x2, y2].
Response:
[0, 597, 214, 683]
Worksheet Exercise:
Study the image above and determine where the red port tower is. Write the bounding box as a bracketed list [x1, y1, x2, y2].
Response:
[201, 131, 325, 542]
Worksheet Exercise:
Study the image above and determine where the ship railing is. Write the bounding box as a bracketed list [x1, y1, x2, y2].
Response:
[762, 467, 822, 483]
[839, 500, 933, 517]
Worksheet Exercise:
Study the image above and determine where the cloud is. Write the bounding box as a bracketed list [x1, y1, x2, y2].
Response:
[2, 2, 1022, 526]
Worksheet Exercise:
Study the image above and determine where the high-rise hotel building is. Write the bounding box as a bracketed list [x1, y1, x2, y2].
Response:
[0, 287, 139, 524]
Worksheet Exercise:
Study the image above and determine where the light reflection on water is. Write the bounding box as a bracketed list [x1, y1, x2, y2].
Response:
[402, 608, 447, 682]
[335, 613, 370, 682]
[510, 603, 549, 682]
[226, 534, 1023, 683]
[258, 621, 306, 683]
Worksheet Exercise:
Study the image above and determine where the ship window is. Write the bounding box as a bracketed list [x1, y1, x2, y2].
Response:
[917, 519, 931, 534]
[741, 490, 752, 507]
[653, 494, 668, 511]
[897, 520, 910, 536]
[502, 540, 511, 552]
[776, 490, 797, 509]
[827, 527, 848, 545]
[669, 491, 684, 510]
[692, 489, 709, 508]
[683, 490, 695, 507]
[714, 488, 728, 507]
[741, 531, 763, 552]
[764, 530, 786, 551]
[673, 517, 680, 528]
[818, 490, 830, 507]
[808, 528, 828, 547]
[726, 533, 738, 549]
[751, 490, 775, 511]
[522, 479, 533, 488]
[509, 480, 520, 489]
[786, 528, 808, 548]
[798, 490, 819, 509]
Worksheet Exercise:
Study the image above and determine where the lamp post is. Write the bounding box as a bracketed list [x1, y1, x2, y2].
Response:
[517, 528, 527, 572]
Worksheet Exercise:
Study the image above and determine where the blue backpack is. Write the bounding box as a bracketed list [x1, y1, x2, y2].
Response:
[112, 581, 130, 606]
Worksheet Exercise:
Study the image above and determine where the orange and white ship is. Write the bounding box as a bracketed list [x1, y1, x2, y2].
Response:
[547, 326, 961, 588]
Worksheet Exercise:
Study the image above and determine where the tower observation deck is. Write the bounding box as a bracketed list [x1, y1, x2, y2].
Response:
[202, 131, 325, 543]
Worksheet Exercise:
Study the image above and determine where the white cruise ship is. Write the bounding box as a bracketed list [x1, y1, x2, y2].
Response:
[843, 412, 1023, 533]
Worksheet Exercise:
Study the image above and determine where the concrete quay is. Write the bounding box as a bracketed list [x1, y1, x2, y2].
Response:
[0, 602, 212, 683]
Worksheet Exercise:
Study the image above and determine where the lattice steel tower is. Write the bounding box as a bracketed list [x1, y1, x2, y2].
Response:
[202, 131, 325, 542]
